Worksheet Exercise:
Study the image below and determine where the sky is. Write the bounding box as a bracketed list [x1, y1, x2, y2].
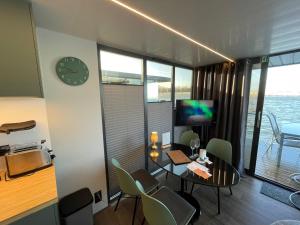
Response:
[101, 50, 193, 100]
[100, 50, 143, 74]
[265, 64, 300, 96]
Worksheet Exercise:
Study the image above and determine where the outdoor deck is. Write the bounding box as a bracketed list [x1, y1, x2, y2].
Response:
[255, 142, 300, 190]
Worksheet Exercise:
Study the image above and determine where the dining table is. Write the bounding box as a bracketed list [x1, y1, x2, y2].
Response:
[148, 143, 240, 215]
[277, 123, 300, 166]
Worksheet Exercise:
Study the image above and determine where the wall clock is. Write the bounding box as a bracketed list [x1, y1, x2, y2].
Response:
[56, 57, 89, 86]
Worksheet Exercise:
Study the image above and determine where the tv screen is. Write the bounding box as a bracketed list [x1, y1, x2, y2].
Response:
[175, 100, 216, 126]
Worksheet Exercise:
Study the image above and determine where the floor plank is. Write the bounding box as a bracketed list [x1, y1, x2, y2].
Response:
[94, 173, 300, 225]
[256, 143, 300, 190]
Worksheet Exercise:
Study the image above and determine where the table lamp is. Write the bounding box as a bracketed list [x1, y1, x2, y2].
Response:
[150, 131, 159, 157]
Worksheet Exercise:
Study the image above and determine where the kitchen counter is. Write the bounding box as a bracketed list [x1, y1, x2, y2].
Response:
[0, 157, 58, 225]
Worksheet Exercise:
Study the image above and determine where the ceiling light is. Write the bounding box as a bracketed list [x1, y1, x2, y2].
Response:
[109, 0, 235, 62]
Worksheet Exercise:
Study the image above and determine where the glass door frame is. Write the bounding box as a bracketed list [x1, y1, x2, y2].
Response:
[248, 56, 269, 176]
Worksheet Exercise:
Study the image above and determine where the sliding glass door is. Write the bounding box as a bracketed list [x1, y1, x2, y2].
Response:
[254, 52, 300, 189]
[244, 57, 269, 175]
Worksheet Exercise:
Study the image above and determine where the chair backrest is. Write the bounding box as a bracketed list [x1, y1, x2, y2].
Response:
[265, 112, 281, 141]
[206, 138, 232, 164]
[111, 158, 139, 196]
[135, 181, 177, 225]
[179, 130, 199, 146]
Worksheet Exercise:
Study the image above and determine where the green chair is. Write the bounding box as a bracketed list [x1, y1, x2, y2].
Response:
[179, 130, 199, 147]
[112, 158, 159, 225]
[170, 130, 198, 183]
[206, 138, 232, 165]
[136, 181, 196, 225]
[190, 138, 233, 194]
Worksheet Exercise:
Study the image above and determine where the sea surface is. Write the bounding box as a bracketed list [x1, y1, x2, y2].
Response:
[244, 95, 300, 166]
[258, 95, 300, 143]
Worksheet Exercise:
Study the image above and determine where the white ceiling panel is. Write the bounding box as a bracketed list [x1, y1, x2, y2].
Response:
[31, 0, 300, 66]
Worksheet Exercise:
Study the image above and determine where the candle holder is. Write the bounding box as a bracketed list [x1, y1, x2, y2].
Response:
[149, 149, 159, 158]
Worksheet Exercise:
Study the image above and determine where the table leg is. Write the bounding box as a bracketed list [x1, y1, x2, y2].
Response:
[277, 135, 284, 167]
[180, 178, 185, 192]
[217, 187, 220, 214]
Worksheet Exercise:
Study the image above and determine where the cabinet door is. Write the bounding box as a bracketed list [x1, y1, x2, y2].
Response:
[10, 204, 60, 225]
[0, 0, 43, 97]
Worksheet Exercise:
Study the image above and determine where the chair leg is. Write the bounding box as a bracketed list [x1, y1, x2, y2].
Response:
[264, 136, 275, 156]
[114, 192, 123, 211]
[165, 171, 169, 180]
[217, 187, 220, 214]
[290, 173, 300, 184]
[229, 186, 233, 195]
[289, 191, 300, 210]
[190, 183, 195, 194]
[141, 217, 145, 225]
[132, 197, 138, 225]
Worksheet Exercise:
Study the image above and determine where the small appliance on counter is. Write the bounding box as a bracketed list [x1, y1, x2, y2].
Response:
[0, 145, 10, 156]
[3, 140, 55, 178]
[0, 120, 55, 178]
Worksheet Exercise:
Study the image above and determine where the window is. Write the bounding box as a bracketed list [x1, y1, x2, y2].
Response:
[174, 67, 193, 103]
[100, 50, 143, 85]
[147, 61, 172, 102]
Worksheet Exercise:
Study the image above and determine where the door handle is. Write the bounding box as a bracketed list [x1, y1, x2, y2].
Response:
[256, 110, 262, 128]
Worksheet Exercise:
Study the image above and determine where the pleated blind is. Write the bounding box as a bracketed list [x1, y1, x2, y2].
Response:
[102, 85, 145, 196]
[147, 102, 173, 171]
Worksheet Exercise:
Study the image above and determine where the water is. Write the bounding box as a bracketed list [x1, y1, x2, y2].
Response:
[259, 95, 300, 142]
[245, 95, 300, 167]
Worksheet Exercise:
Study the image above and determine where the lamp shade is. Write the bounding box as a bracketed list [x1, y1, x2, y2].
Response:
[150, 132, 158, 143]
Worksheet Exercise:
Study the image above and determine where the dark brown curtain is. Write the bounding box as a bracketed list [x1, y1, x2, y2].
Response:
[192, 59, 251, 172]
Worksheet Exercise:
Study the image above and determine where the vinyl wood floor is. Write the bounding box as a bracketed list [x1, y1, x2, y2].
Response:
[94, 173, 300, 225]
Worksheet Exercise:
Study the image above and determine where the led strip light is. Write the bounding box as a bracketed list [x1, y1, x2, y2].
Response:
[109, 0, 235, 62]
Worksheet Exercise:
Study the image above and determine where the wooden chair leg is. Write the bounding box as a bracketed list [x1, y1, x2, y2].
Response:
[114, 192, 123, 211]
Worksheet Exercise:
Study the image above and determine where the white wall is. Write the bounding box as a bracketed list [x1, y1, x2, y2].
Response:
[0, 97, 51, 148]
[36, 28, 108, 212]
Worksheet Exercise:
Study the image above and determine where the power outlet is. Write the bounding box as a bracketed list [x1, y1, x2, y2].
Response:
[94, 190, 102, 203]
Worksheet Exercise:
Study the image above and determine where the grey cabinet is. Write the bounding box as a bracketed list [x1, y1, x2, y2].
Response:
[0, 0, 43, 97]
[10, 204, 60, 225]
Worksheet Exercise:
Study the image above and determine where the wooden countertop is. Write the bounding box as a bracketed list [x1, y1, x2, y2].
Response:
[0, 157, 58, 225]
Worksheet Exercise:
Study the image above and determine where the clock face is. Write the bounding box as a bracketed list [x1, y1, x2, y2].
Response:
[56, 57, 89, 86]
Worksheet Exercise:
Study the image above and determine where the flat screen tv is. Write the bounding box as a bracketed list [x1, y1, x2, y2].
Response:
[175, 100, 216, 126]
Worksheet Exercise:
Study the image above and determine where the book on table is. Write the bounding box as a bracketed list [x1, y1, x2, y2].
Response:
[166, 150, 191, 165]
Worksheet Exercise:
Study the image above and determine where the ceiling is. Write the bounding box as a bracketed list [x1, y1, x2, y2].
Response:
[31, 0, 300, 67]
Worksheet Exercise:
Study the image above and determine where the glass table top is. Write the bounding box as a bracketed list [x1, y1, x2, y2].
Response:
[149, 143, 240, 188]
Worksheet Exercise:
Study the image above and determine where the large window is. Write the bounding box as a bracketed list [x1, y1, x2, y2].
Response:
[100, 50, 143, 85]
[174, 67, 193, 103]
[147, 61, 172, 102]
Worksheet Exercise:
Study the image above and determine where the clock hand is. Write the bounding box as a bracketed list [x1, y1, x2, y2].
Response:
[63, 67, 77, 73]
